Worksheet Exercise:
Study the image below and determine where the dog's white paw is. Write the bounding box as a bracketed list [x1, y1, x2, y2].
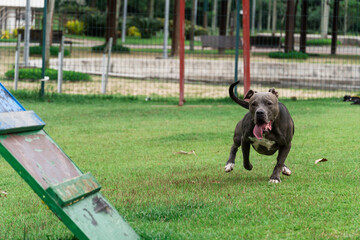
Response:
[282, 166, 292, 176]
[269, 178, 281, 183]
[224, 163, 235, 172]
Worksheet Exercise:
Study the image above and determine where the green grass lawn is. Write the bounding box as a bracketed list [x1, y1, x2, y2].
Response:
[1, 95, 360, 239]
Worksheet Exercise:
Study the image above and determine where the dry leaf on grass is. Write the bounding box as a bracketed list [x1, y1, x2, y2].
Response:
[315, 158, 328, 164]
[173, 150, 196, 156]
[0, 191, 7, 197]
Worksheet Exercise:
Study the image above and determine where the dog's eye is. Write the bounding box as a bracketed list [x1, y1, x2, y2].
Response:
[251, 102, 257, 107]
[267, 101, 273, 106]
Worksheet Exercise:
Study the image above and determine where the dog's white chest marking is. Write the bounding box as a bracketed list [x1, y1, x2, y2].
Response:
[248, 136, 275, 151]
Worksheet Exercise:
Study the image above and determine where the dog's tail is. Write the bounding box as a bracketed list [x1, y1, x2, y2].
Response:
[229, 81, 249, 109]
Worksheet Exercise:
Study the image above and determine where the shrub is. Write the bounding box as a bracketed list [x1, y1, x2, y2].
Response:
[1, 30, 10, 39]
[128, 26, 141, 37]
[169, 20, 208, 40]
[5, 68, 91, 82]
[268, 51, 309, 59]
[65, 20, 85, 35]
[30, 46, 70, 57]
[129, 17, 162, 39]
[92, 44, 130, 53]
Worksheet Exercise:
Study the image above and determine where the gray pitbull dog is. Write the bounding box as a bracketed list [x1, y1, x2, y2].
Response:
[224, 81, 294, 183]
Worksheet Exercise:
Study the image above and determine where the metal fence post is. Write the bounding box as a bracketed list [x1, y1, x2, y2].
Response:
[101, 38, 113, 94]
[40, 0, 47, 97]
[179, 0, 185, 106]
[242, 0, 251, 95]
[57, 35, 64, 93]
[163, 0, 170, 59]
[14, 34, 21, 91]
[234, 0, 241, 97]
[24, 0, 31, 66]
[121, 0, 128, 43]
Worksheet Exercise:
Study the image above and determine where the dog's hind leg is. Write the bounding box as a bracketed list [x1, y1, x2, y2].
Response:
[269, 144, 291, 183]
[225, 134, 241, 173]
[241, 141, 253, 171]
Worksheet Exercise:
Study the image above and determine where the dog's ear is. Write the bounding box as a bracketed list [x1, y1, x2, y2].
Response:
[268, 88, 279, 98]
[244, 90, 256, 100]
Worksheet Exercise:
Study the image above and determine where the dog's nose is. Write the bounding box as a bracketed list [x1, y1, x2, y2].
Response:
[256, 110, 265, 116]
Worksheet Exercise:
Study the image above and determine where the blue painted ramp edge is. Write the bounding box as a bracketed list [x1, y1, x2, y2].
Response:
[0, 82, 25, 113]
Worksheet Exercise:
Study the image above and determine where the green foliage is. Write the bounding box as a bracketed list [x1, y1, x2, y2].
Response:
[30, 46, 70, 57]
[5, 68, 91, 81]
[65, 20, 85, 35]
[128, 17, 162, 39]
[306, 39, 341, 46]
[0, 30, 10, 39]
[127, 26, 141, 37]
[269, 51, 309, 59]
[80, 9, 106, 37]
[184, 20, 209, 40]
[91, 44, 130, 53]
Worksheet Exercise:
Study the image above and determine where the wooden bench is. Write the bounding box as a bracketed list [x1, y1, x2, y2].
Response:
[250, 36, 281, 48]
[18, 29, 73, 52]
[200, 35, 242, 50]
[200, 35, 281, 50]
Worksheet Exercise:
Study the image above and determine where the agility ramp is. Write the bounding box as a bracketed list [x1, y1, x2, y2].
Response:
[0, 83, 139, 240]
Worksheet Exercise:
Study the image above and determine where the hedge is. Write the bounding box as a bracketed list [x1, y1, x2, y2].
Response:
[306, 39, 341, 46]
[5, 68, 91, 82]
[92, 44, 130, 53]
[30, 46, 71, 57]
[268, 51, 309, 59]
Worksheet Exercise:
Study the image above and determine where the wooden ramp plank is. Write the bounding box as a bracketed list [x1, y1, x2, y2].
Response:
[0, 130, 82, 188]
[0, 111, 45, 134]
[63, 192, 139, 240]
[46, 173, 101, 207]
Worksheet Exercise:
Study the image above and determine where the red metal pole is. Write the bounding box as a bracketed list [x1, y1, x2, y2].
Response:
[179, 0, 185, 106]
[242, 0, 251, 95]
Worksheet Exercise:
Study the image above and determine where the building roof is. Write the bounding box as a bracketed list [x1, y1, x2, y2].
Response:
[0, 0, 44, 8]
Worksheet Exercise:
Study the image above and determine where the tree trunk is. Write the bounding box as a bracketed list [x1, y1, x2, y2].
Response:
[171, 0, 180, 56]
[190, 0, 197, 50]
[344, 0, 348, 35]
[284, 0, 295, 53]
[226, 0, 232, 34]
[211, 0, 218, 34]
[203, 0, 208, 29]
[258, 0, 262, 31]
[218, 0, 227, 54]
[251, 0, 256, 35]
[148, 0, 155, 19]
[106, 0, 118, 45]
[45, 0, 55, 69]
[331, 0, 339, 55]
[267, 0, 272, 31]
[299, 0, 308, 53]
[271, 0, 277, 36]
[321, 0, 330, 38]
[115, 0, 121, 42]
[90, 0, 96, 8]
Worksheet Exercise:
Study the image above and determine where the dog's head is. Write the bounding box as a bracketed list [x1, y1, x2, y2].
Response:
[244, 88, 280, 139]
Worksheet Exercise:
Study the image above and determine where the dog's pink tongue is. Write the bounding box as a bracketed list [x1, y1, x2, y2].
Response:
[253, 122, 272, 140]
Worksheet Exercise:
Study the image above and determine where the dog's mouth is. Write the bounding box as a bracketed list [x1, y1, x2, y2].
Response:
[253, 121, 272, 139]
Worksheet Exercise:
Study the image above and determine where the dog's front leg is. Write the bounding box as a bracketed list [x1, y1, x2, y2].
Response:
[225, 135, 241, 172]
[242, 141, 253, 171]
[269, 144, 291, 183]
